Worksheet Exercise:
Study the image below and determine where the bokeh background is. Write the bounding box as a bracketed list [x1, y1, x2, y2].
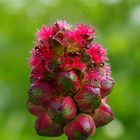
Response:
[0, 0, 140, 140]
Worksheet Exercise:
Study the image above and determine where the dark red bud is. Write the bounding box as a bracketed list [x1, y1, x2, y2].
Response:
[56, 71, 80, 95]
[35, 113, 63, 137]
[100, 77, 115, 98]
[91, 102, 114, 127]
[29, 81, 55, 105]
[64, 114, 96, 140]
[26, 99, 45, 116]
[74, 85, 101, 113]
[62, 96, 77, 120]
[48, 96, 77, 123]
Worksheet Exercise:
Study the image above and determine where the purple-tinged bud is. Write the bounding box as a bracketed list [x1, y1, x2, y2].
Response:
[35, 113, 63, 137]
[61, 96, 77, 120]
[91, 102, 114, 127]
[26, 99, 45, 116]
[29, 81, 55, 105]
[64, 114, 96, 140]
[74, 85, 101, 113]
[56, 71, 80, 95]
[48, 96, 77, 123]
[100, 77, 115, 98]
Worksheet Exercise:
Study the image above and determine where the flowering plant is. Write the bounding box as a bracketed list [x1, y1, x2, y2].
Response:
[27, 20, 115, 140]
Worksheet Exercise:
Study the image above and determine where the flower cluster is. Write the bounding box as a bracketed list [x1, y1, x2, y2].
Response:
[27, 20, 115, 140]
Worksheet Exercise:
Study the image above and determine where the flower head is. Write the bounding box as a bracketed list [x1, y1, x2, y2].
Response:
[27, 20, 115, 140]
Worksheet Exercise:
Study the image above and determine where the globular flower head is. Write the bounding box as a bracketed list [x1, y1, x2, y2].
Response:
[27, 20, 115, 140]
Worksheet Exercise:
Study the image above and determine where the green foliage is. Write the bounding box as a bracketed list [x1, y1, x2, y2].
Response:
[0, 0, 140, 139]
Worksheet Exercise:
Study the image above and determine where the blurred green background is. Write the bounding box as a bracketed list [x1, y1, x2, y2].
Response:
[0, 0, 140, 140]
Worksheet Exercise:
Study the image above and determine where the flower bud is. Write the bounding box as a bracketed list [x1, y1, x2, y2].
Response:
[91, 102, 114, 127]
[26, 99, 45, 116]
[48, 96, 77, 123]
[74, 85, 101, 113]
[100, 77, 115, 98]
[56, 71, 80, 95]
[35, 113, 63, 137]
[62, 96, 77, 120]
[28, 81, 55, 105]
[64, 114, 96, 140]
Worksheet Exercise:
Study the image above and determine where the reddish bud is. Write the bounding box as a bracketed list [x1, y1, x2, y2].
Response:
[35, 113, 63, 137]
[56, 71, 80, 95]
[100, 77, 115, 98]
[74, 85, 101, 113]
[62, 96, 77, 120]
[48, 96, 77, 123]
[91, 102, 114, 127]
[64, 114, 96, 140]
[29, 81, 55, 105]
[26, 99, 45, 116]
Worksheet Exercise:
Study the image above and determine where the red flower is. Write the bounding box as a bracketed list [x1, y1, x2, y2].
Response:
[75, 24, 95, 41]
[85, 68, 102, 86]
[36, 25, 53, 41]
[29, 45, 53, 68]
[87, 43, 108, 64]
[65, 24, 95, 49]
[30, 64, 45, 80]
[75, 24, 95, 46]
